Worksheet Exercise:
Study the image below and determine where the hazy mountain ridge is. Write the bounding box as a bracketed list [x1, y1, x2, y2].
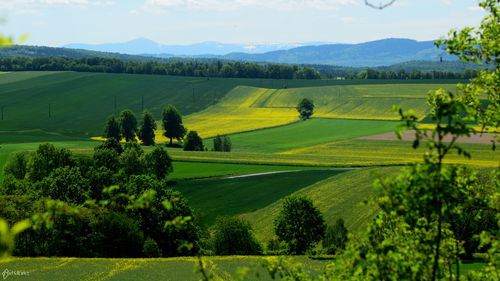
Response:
[215, 38, 457, 66]
[63, 38, 458, 67]
[64, 38, 326, 56]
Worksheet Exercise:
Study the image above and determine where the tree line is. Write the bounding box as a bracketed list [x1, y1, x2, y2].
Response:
[344, 67, 480, 80]
[106, 105, 231, 152]
[0, 56, 321, 79]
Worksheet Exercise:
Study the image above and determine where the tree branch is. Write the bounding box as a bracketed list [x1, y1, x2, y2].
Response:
[365, 0, 397, 9]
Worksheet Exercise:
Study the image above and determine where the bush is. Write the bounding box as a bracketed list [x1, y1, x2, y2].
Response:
[144, 146, 172, 179]
[214, 135, 232, 152]
[143, 237, 162, 258]
[183, 131, 204, 151]
[3, 151, 30, 180]
[323, 218, 348, 255]
[94, 138, 123, 155]
[37, 166, 89, 204]
[213, 216, 262, 255]
[26, 143, 74, 182]
[94, 211, 144, 258]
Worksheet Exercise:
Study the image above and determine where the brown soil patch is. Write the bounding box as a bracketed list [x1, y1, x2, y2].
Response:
[357, 130, 497, 145]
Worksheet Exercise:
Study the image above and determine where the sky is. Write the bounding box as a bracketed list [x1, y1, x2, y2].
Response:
[0, 0, 487, 47]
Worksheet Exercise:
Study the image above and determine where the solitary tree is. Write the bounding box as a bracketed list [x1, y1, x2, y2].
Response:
[119, 109, 138, 142]
[104, 115, 121, 141]
[162, 105, 186, 146]
[183, 131, 204, 151]
[274, 195, 326, 254]
[138, 110, 157, 146]
[296, 98, 314, 120]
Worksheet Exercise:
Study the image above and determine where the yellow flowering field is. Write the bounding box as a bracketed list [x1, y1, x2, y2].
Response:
[184, 86, 299, 138]
[167, 139, 498, 168]
[183, 83, 460, 138]
[0, 256, 323, 281]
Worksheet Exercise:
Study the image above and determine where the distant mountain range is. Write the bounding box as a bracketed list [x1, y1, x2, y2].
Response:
[64, 38, 327, 56]
[215, 38, 458, 67]
[63, 38, 457, 67]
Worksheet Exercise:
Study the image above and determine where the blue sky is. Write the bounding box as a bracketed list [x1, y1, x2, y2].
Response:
[0, 0, 486, 47]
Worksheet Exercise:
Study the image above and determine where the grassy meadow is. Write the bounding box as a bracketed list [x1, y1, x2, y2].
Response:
[225, 118, 399, 153]
[173, 169, 346, 225]
[0, 256, 325, 281]
[167, 139, 498, 168]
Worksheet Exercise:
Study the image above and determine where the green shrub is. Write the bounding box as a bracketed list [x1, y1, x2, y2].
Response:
[323, 218, 348, 255]
[143, 237, 162, 258]
[213, 216, 262, 255]
[183, 131, 204, 151]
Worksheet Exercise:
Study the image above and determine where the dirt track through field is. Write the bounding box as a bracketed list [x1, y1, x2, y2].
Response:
[357, 130, 497, 144]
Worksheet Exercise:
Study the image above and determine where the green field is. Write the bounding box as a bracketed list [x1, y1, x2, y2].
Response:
[226, 118, 399, 153]
[168, 139, 499, 168]
[185, 84, 461, 137]
[173, 169, 346, 225]
[0, 256, 325, 281]
[0, 72, 335, 140]
[0, 256, 484, 281]
[0, 72, 463, 141]
[246, 167, 399, 242]
[169, 162, 326, 179]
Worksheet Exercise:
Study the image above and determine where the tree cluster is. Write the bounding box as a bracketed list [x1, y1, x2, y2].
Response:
[213, 135, 231, 152]
[0, 141, 200, 258]
[344, 68, 480, 80]
[0, 56, 321, 80]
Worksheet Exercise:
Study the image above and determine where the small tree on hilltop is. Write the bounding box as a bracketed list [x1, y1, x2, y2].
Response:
[138, 110, 157, 146]
[296, 98, 314, 120]
[274, 195, 326, 254]
[104, 114, 121, 141]
[183, 131, 204, 151]
[119, 109, 138, 142]
[162, 105, 186, 146]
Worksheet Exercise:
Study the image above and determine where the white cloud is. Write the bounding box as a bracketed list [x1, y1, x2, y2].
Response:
[15, 9, 42, 15]
[128, 9, 139, 14]
[443, 0, 452, 6]
[143, 0, 358, 12]
[0, 0, 115, 10]
[468, 6, 482, 11]
[340, 16, 366, 24]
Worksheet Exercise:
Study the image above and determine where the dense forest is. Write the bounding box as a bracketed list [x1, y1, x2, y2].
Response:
[0, 56, 481, 80]
[0, 56, 321, 79]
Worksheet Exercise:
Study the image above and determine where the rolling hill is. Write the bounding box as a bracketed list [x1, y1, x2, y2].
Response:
[184, 83, 459, 138]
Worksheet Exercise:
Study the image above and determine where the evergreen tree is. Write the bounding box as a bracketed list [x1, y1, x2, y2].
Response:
[104, 115, 121, 141]
[138, 110, 157, 146]
[119, 109, 138, 142]
[162, 105, 186, 146]
[183, 131, 204, 151]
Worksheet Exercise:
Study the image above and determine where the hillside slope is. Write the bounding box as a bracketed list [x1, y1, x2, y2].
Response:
[184, 83, 458, 138]
[246, 167, 400, 242]
[0, 72, 327, 142]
